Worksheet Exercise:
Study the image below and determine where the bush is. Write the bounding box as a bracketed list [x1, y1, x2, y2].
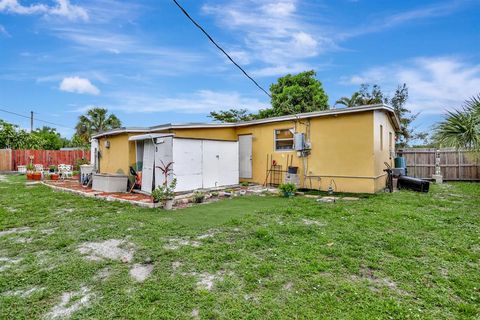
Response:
[74, 158, 90, 170]
[193, 191, 205, 203]
[152, 179, 177, 203]
[278, 183, 297, 197]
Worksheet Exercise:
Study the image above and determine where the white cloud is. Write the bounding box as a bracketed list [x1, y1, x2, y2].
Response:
[59, 76, 100, 95]
[338, 1, 469, 40]
[106, 90, 267, 114]
[251, 63, 313, 77]
[203, 0, 329, 77]
[343, 57, 480, 114]
[0, 0, 88, 21]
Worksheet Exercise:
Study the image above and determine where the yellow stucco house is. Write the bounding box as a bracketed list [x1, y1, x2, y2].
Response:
[91, 104, 400, 194]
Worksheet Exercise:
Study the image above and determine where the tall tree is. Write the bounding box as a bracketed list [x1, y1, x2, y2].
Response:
[208, 71, 329, 123]
[75, 108, 121, 143]
[433, 94, 480, 150]
[335, 92, 362, 108]
[268, 70, 329, 116]
[358, 84, 386, 105]
[0, 120, 44, 149]
[31, 126, 65, 150]
[209, 108, 255, 123]
[386, 84, 423, 148]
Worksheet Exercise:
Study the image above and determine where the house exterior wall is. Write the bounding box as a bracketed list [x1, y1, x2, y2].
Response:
[169, 127, 237, 141]
[235, 111, 378, 193]
[97, 133, 136, 175]
[95, 109, 397, 193]
[373, 110, 397, 192]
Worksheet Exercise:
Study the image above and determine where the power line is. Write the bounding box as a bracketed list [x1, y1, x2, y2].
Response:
[0, 108, 75, 130]
[171, 0, 272, 98]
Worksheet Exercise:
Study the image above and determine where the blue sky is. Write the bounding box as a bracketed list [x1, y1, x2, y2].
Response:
[1, 0, 479, 138]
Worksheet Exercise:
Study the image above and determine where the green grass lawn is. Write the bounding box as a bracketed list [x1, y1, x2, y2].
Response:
[0, 175, 479, 319]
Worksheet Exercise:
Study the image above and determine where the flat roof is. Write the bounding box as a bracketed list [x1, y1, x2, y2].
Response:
[92, 104, 400, 139]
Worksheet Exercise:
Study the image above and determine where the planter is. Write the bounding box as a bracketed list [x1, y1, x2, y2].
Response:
[163, 199, 174, 210]
[50, 174, 59, 181]
[26, 172, 34, 180]
[33, 172, 42, 181]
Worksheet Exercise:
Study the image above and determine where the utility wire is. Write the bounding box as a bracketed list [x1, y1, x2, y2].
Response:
[171, 0, 271, 98]
[0, 108, 75, 130]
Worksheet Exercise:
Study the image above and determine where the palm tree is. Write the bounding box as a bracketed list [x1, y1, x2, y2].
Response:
[335, 92, 362, 108]
[75, 108, 122, 143]
[433, 95, 480, 150]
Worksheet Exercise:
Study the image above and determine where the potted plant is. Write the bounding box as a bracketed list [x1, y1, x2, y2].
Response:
[278, 183, 297, 198]
[50, 173, 59, 181]
[240, 181, 249, 189]
[49, 165, 56, 173]
[193, 191, 205, 203]
[151, 178, 177, 210]
[72, 170, 80, 180]
[32, 171, 42, 181]
[26, 164, 35, 180]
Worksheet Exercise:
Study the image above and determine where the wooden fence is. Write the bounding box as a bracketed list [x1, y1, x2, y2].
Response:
[397, 148, 480, 181]
[0, 149, 90, 171]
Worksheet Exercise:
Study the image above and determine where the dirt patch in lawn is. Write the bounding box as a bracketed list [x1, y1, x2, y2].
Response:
[196, 229, 218, 240]
[191, 308, 200, 319]
[3, 286, 45, 298]
[78, 239, 135, 263]
[172, 261, 182, 271]
[45, 286, 93, 319]
[352, 267, 408, 296]
[163, 238, 201, 250]
[0, 227, 31, 237]
[129, 263, 154, 282]
[0, 256, 22, 272]
[181, 271, 229, 291]
[301, 219, 326, 227]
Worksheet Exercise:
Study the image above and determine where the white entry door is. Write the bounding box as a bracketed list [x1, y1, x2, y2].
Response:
[238, 135, 252, 179]
[141, 140, 155, 193]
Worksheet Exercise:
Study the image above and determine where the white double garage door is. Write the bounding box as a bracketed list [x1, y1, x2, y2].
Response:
[140, 135, 239, 193]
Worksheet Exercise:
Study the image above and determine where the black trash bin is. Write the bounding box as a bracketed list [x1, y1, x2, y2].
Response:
[397, 176, 430, 193]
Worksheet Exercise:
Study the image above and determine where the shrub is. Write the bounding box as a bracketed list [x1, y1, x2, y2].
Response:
[278, 183, 297, 197]
[152, 179, 177, 203]
[193, 191, 205, 203]
[74, 158, 90, 170]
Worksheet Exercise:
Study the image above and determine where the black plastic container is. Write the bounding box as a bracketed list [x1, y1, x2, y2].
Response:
[288, 166, 298, 174]
[397, 175, 430, 193]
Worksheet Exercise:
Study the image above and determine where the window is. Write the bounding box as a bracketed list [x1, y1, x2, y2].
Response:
[274, 129, 294, 151]
[380, 125, 383, 150]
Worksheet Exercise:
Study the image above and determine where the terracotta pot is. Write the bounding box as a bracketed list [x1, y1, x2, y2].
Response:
[51, 174, 59, 181]
[33, 172, 42, 181]
[26, 173, 34, 180]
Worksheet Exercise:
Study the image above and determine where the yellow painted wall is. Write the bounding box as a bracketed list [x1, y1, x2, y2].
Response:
[235, 111, 379, 193]
[97, 133, 136, 175]
[170, 127, 237, 141]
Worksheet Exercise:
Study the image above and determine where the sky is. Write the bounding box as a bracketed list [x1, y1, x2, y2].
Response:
[0, 0, 479, 138]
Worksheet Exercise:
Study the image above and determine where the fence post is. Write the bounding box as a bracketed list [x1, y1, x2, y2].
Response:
[432, 149, 443, 183]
